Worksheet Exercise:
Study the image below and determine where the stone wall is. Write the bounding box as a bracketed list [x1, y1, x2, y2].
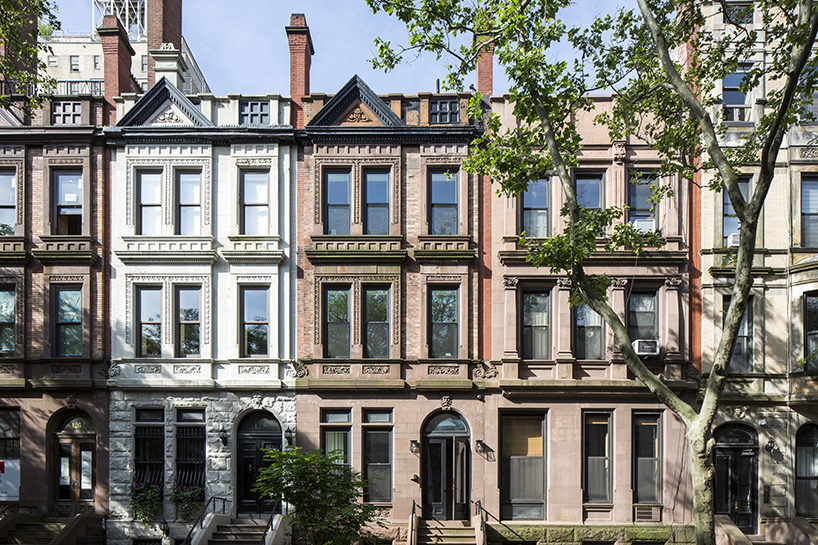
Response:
[107, 389, 295, 545]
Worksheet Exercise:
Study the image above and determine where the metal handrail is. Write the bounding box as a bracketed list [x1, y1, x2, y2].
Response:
[473, 500, 486, 545]
[180, 496, 228, 545]
[408, 500, 417, 545]
[470, 501, 527, 542]
[258, 513, 274, 545]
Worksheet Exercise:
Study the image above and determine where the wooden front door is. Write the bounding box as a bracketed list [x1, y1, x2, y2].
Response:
[53, 414, 96, 516]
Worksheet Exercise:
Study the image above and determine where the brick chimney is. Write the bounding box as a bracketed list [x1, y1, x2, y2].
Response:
[147, 0, 182, 88]
[476, 39, 494, 97]
[286, 13, 314, 128]
[99, 15, 136, 124]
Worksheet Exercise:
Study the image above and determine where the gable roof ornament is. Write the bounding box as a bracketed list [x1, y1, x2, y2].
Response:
[307, 75, 403, 128]
[117, 77, 212, 128]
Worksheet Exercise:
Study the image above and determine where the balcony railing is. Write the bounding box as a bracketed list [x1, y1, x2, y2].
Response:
[0, 80, 105, 97]
[0, 81, 35, 96]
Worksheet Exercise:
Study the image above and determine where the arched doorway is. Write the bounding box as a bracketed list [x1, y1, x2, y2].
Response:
[52, 412, 96, 516]
[714, 424, 758, 534]
[422, 412, 470, 521]
[236, 411, 282, 514]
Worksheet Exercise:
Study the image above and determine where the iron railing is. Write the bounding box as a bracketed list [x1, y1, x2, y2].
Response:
[258, 513, 275, 545]
[180, 496, 228, 545]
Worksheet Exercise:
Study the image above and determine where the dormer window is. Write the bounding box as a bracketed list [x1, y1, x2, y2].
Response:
[430, 99, 459, 124]
[239, 101, 269, 125]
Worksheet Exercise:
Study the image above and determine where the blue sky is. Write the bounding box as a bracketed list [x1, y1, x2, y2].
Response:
[51, 0, 627, 97]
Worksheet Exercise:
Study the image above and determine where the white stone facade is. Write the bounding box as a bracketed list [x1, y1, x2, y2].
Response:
[106, 79, 296, 544]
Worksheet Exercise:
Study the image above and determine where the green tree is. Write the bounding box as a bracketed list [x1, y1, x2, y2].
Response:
[367, 1, 818, 544]
[253, 448, 384, 545]
[0, 0, 60, 110]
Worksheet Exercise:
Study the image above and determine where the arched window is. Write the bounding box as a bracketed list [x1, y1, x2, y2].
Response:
[797, 425, 818, 516]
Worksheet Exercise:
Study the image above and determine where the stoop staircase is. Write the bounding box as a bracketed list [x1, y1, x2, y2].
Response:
[745, 535, 787, 545]
[0, 517, 73, 545]
[417, 520, 476, 545]
[207, 518, 268, 545]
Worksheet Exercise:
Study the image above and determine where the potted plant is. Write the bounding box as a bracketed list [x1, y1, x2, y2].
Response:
[170, 486, 204, 521]
[130, 483, 162, 524]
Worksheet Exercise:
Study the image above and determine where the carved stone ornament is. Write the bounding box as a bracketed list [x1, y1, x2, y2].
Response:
[345, 107, 370, 123]
[173, 364, 201, 375]
[160, 42, 175, 50]
[322, 364, 351, 375]
[473, 361, 498, 379]
[611, 277, 628, 289]
[52, 364, 81, 374]
[134, 364, 161, 374]
[107, 363, 122, 377]
[0, 365, 13, 374]
[557, 277, 573, 289]
[503, 277, 518, 289]
[362, 364, 390, 375]
[726, 405, 749, 420]
[252, 393, 263, 408]
[66, 392, 78, 409]
[155, 107, 183, 124]
[664, 277, 683, 289]
[441, 395, 453, 410]
[802, 147, 818, 159]
[613, 141, 626, 163]
[238, 365, 270, 375]
[428, 364, 460, 376]
[286, 360, 309, 378]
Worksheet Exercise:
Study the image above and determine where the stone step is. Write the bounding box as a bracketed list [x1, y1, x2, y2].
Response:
[0, 538, 54, 545]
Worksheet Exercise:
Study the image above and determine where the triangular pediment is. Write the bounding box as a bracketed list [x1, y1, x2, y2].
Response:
[0, 108, 22, 127]
[117, 77, 212, 128]
[307, 75, 403, 128]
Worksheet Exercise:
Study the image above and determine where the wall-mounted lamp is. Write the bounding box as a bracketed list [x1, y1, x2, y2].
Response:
[284, 427, 295, 447]
[218, 425, 228, 446]
[410, 440, 421, 455]
[765, 437, 777, 454]
[475, 440, 487, 454]
[159, 520, 169, 537]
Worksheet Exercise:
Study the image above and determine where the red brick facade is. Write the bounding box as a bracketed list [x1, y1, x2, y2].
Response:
[146, 0, 182, 87]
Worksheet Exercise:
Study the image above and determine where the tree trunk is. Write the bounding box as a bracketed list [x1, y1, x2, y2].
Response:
[690, 434, 717, 545]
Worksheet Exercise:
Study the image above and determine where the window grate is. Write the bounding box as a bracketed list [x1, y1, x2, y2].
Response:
[134, 426, 164, 486]
[175, 426, 205, 488]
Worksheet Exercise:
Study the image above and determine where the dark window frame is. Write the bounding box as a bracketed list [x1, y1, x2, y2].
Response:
[137, 286, 162, 358]
[633, 411, 663, 505]
[53, 169, 83, 234]
[363, 410, 393, 503]
[429, 99, 460, 124]
[363, 285, 390, 359]
[137, 170, 162, 236]
[429, 169, 459, 235]
[175, 170, 201, 236]
[176, 286, 201, 358]
[724, 295, 753, 373]
[723, 63, 754, 122]
[239, 101, 270, 125]
[574, 303, 605, 360]
[51, 101, 82, 125]
[806, 294, 818, 371]
[796, 424, 818, 516]
[429, 286, 459, 359]
[0, 168, 16, 236]
[583, 411, 612, 504]
[628, 291, 658, 342]
[54, 286, 82, 357]
[324, 168, 351, 236]
[363, 168, 390, 235]
[575, 172, 604, 211]
[803, 175, 818, 247]
[324, 285, 351, 359]
[240, 286, 269, 357]
[240, 170, 269, 235]
[522, 290, 551, 360]
[521, 179, 549, 238]
[0, 286, 15, 355]
[321, 409, 351, 467]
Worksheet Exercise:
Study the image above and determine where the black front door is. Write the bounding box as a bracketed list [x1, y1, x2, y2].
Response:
[424, 437, 469, 520]
[236, 412, 282, 514]
[715, 447, 758, 533]
[237, 437, 276, 513]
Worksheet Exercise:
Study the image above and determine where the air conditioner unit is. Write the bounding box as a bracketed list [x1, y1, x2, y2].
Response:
[727, 232, 740, 247]
[634, 505, 662, 522]
[632, 339, 660, 356]
[632, 219, 656, 233]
